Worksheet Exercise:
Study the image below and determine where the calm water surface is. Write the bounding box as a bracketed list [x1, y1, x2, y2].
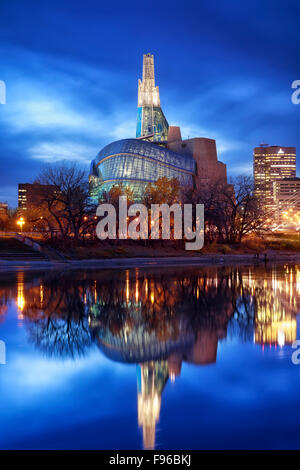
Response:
[0, 263, 300, 450]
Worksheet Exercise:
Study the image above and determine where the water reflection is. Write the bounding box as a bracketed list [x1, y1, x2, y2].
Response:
[0, 264, 299, 449]
[17, 271, 25, 323]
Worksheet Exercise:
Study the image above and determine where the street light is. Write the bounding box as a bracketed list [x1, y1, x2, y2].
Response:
[17, 217, 25, 233]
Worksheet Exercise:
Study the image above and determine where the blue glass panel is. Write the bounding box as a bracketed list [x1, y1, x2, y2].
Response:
[90, 138, 196, 201]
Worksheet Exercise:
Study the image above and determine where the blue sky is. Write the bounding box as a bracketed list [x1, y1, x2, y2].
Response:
[0, 0, 299, 206]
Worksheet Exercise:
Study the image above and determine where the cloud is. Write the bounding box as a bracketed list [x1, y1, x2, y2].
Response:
[0, 0, 299, 208]
[30, 141, 97, 164]
[2, 79, 132, 141]
[0, 50, 137, 171]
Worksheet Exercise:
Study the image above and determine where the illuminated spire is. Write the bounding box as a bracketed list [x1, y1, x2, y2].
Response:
[136, 53, 169, 141]
[138, 53, 160, 107]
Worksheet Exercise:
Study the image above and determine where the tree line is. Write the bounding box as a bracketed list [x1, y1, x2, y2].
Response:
[13, 162, 267, 246]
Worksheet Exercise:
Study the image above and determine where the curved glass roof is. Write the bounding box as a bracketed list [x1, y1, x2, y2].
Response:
[94, 138, 195, 173]
[90, 138, 196, 200]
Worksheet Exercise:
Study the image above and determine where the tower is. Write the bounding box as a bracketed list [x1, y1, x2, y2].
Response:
[136, 53, 169, 142]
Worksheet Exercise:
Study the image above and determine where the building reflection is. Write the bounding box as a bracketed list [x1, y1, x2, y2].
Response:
[240, 265, 299, 346]
[0, 264, 299, 448]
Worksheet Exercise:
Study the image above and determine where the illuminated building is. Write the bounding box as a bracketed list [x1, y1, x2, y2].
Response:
[273, 178, 300, 227]
[18, 183, 55, 211]
[89, 53, 228, 201]
[136, 53, 169, 142]
[89, 138, 196, 199]
[0, 202, 8, 217]
[253, 144, 296, 213]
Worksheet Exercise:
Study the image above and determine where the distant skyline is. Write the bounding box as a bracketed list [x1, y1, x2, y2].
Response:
[0, 0, 299, 206]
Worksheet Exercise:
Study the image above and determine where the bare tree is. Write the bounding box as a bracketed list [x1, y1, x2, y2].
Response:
[223, 176, 267, 243]
[30, 163, 96, 242]
[183, 176, 267, 244]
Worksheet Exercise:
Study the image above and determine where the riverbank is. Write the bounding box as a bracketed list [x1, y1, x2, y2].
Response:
[1, 251, 300, 272]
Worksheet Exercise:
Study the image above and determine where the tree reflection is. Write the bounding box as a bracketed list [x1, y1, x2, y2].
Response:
[21, 276, 92, 358]
[2, 264, 300, 448]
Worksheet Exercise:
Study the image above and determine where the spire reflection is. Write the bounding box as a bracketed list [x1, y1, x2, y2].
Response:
[1, 264, 299, 449]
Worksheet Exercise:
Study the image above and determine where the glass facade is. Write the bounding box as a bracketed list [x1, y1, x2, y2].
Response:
[90, 138, 196, 201]
[136, 53, 169, 142]
[254, 145, 296, 211]
[136, 106, 169, 142]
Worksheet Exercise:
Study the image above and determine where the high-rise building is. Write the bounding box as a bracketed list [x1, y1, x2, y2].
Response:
[18, 183, 55, 210]
[136, 53, 169, 142]
[273, 178, 300, 210]
[273, 177, 300, 226]
[0, 202, 8, 217]
[253, 144, 296, 212]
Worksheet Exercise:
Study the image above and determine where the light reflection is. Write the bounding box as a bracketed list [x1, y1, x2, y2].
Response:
[126, 270, 130, 304]
[16, 272, 25, 321]
[94, 280, 97, 303]
[150, 280, 154, 305]
[135, 268, 139, 304]
[39, 284, 44, 306]
[1, 264, 300, 449]
[241, 266, 300, 347]
[137, 362, 166, 450]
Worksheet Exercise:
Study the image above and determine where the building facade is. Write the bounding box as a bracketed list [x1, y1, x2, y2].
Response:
[18, 183, 55, 210]
[136, 53, 169, 142]
[0, 202, 8, 217]
[254, 144, 296, 212]
[90, 53, 228, 201]
[89, 138, 195, 199]
[273, 177, 300, 226]
[273, 178, 300, 210]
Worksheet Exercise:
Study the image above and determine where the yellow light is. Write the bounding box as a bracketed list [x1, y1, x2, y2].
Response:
[17, 217, 25, 232]
[17, 294, 25, 311]
[17, 272, 25, 315]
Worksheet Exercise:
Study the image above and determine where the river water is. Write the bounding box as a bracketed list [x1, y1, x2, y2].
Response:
[0, 263, 300, 449]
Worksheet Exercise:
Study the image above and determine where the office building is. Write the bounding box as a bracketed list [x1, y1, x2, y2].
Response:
[273, 177, 300, 225]
[254, 144, 296, 212]
[0, 202, 8, 217]
[18, 183, 55, 210]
